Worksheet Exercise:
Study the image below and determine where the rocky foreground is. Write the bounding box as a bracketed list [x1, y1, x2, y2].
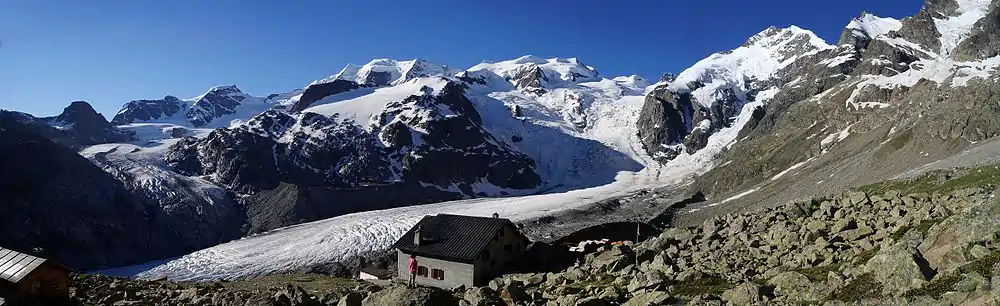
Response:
[68, 166, 1000, 305]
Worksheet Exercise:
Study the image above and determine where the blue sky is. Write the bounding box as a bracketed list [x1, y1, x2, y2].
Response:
[1, 0, 920, 118]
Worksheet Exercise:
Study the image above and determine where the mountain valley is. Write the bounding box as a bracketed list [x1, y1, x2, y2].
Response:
[7, 0, 1000, 304]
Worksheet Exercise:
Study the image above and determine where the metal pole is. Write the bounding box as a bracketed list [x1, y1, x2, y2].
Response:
[636, 220, 640, 243]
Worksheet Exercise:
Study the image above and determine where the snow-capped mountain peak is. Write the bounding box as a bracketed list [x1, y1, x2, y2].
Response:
[844, 12, 903, 41]
[112, 84, 274, 128]
[612, 75, 652, 87]
[191, 84, 246, 101]
[468, 55, 601, 90]
[312, 58, 458, 87]
[670, 25, 833, 99]
[741, 25, 833, 59]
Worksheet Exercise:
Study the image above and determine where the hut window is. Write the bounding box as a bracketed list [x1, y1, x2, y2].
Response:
[431, 269, 445, 280]
[417, 266, 428, 277]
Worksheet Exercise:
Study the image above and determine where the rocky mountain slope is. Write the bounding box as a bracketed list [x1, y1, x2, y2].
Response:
[0, 116, 241, 270]
[472, 167, 1000, 305]
[5, 101, 132, 149]
[626, 0, 1000, 226]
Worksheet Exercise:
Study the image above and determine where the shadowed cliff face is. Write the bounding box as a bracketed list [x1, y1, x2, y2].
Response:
[6, 101, 132, 150]
[0, 116, 243, 270]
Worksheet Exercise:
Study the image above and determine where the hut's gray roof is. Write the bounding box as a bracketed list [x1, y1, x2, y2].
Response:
[392, 214, 523, 263]
[0, 247, 47, 283]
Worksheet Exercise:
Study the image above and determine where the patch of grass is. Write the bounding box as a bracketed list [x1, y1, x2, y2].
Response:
[958, 249, 1000, 277]
[874, 129, 913, 158]
[795, 264, 841, 282]
[889, 219, 942, 241]
[671, 275, 733, 297]
[860, 164, 1000, 195]
[829, 273, 882, 302]
[853, 246, 881, 265]
[902, 273, 962, 298]
[887, 130, 913, 151]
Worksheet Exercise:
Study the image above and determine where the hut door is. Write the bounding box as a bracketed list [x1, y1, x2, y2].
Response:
[30, 280, 41, 294]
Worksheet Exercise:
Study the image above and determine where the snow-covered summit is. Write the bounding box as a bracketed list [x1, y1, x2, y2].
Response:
[844, 12, 903, 40]
[612, 75, 652, 87]
[468, 55, 601, 88]
[669, 25, 833, 105]
[112, 84, 275, 128]
[312, 58, 459, 87]
[303, 76, 452, 129]
[189, 84, 245, 102]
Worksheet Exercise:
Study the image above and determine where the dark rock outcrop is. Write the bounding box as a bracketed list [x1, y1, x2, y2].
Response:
[111, 95, 184, 125]
[897, 9, 942, 54]
[510, 64, 550, 94]
[636, 86, 695, 162]
[186, 85, 246, 127]
[657, 73, 677, 84]
[166, 127, 282, 193]
[292, 80, 362, 112]
[165, 80, 541, 233]
[51, 101, 132, 145]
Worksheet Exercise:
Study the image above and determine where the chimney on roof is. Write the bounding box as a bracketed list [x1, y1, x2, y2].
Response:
[414, 225, 422, 246]
[492, 212, 499, 218]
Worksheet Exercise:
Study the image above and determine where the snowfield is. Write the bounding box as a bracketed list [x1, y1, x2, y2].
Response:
[304, 77, 450, 129]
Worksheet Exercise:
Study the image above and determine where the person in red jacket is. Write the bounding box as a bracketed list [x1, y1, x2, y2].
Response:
[408, 255, 418, 287]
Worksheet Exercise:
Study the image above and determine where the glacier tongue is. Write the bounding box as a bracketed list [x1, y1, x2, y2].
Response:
[934, 0, 993, 57]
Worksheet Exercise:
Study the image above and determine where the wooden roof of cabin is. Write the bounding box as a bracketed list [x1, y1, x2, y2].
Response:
[0, 247, 47, 284]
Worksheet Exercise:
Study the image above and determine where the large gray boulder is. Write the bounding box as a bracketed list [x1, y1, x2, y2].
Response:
[361, 286, 458, 306]
[586, 245, 634, 272]
[499, 281, 531, 305]
[621, 291, 671, 306]
[864, 242, 935, 295]
[721, 283, 763, 306]
[768, 271, 823, 301]
[463, 287, 502, 306]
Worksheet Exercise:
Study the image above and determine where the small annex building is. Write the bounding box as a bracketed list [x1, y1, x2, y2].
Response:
[392, 213, 529, 289]
[0, 247, 70, 304]
[358, 267, 391, 280]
